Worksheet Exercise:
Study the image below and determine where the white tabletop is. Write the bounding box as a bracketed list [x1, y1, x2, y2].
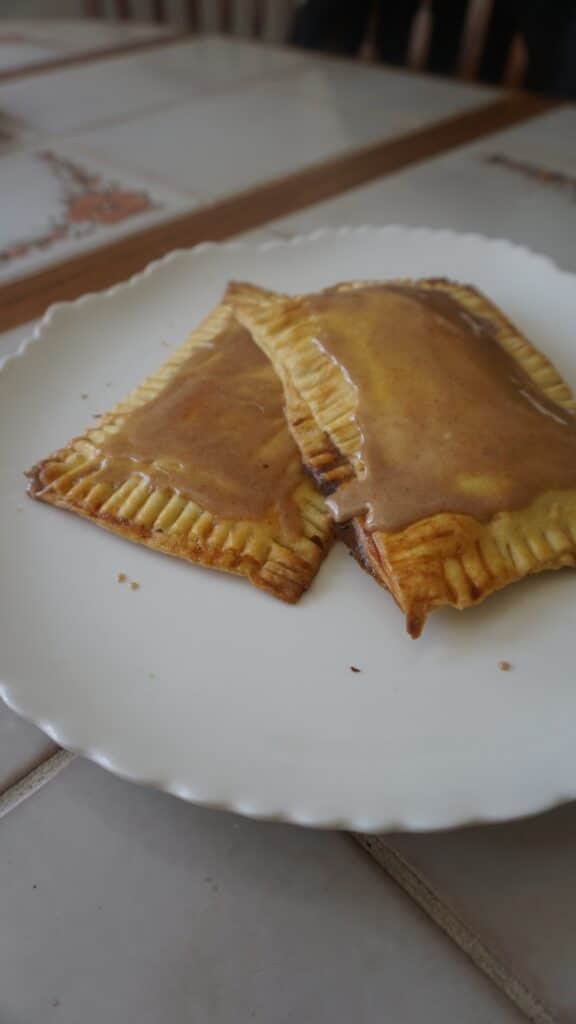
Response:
[0, 35, 493, 284]
[270, 105, 576, 275]
[0, 17, 174, 76]
[0, 31, 571, 1024]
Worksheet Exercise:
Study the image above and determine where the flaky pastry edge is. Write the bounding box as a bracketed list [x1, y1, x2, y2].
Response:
[228, 278, 576, 635]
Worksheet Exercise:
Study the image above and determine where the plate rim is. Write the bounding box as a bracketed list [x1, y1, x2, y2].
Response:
[3, 224, 576, 833]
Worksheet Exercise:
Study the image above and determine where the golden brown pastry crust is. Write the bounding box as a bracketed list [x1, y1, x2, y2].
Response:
[27, 302, 332, 603]
[228, 279, 576, 635]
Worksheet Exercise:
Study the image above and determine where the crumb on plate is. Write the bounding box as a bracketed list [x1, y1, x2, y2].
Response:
[116, 572, 127, 583]
[499, 660, 512, 672]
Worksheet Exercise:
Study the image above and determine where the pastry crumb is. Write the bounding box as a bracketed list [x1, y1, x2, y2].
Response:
[80, 393, 88, 399]
[129, 581, 140, 591]
[116, 572, 127, 583]
[350, 665, 361, 673]
[498, 660, 512, 672]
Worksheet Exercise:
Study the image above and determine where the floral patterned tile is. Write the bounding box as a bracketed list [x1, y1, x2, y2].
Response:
[0, 144, 197, 284]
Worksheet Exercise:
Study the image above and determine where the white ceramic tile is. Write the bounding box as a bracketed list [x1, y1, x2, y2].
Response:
[270, 107, 576, 275]
[0, 756, 523, 1024]
[0, 38, 495, 282]
[387, 804, 576, 1022]
[0, 18, 174, 50]
[62, 81, 369, 200]
[0, 40, 59, 73]
[60, 61, 493, 203]
[0, 36, 307, 141]
[259, 59, 493, 137]
[0, 17, 173, 73]
[0, 144, 196, 284]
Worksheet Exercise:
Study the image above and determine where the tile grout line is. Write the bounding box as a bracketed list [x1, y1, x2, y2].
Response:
[0, 749, 76, 820]
[352, 834, 559, 1024]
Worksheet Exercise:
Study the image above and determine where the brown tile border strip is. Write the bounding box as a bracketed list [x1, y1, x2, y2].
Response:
[0, 30, 187, 84]
[0, 92, 557, 333]
[353, 834, 558, 1024]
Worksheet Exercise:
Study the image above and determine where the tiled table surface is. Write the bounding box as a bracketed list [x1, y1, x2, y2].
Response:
[270, 105, 576, 276]
[0, 34, 493, 283]
[0, 17, 174, 75]
[0, 757, 524, 1024]
[1, 34, 575, 1024]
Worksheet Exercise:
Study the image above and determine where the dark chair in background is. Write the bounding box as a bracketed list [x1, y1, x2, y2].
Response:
[478, 0, 575, 93]
[557, 6, 576, 97]
[290, 0, 576, 94]
[83, 1, 293, 37]
[83, 0, 576, 96]
[291, 0, 468, 76]
[84, 0, 165, 20]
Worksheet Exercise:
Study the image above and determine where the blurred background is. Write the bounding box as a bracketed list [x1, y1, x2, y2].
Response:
[1, 0, 575, 97]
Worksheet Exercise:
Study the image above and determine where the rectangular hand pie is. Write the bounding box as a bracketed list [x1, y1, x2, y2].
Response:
[27, 301, 332, 602]
[229, 278, 576, 635]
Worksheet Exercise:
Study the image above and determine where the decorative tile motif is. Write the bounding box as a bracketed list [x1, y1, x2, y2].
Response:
[485, 153, 576, 201]
[0, 149, 159, 268]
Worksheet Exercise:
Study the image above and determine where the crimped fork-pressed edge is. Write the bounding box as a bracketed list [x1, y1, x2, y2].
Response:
[230, 277, 576, 635]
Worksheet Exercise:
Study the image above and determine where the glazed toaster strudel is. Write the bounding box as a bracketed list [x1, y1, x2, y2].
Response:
[228, 278, 576, 635]
[27, 301, 332, 602]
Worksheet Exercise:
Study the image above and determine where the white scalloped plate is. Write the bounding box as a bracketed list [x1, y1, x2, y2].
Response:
[2, 227, 576, 832]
